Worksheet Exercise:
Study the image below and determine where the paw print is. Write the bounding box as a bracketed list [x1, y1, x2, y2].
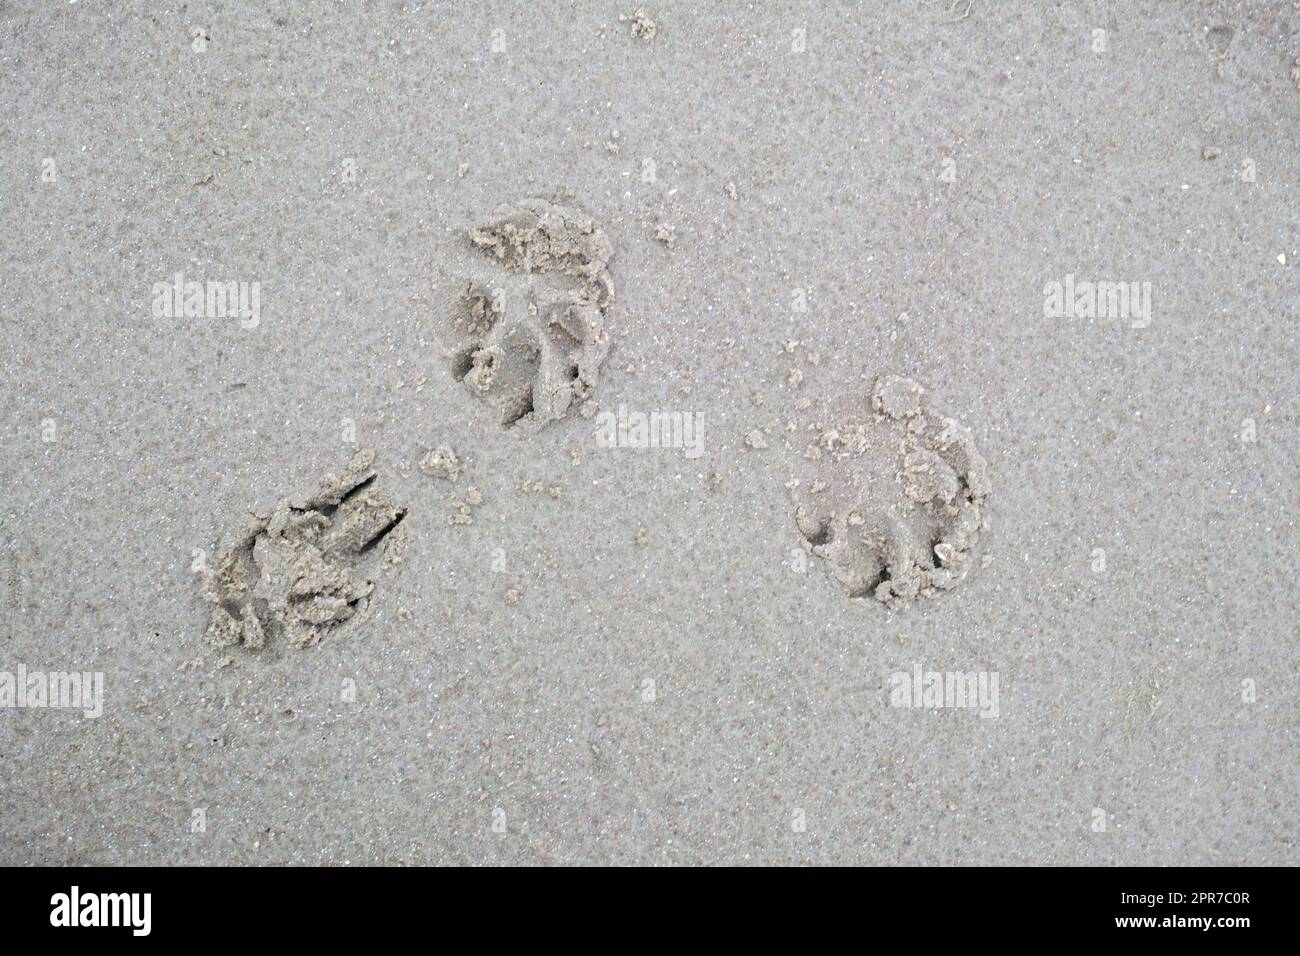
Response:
[445, 199, 614, 431]
[793, 376, 991, 609]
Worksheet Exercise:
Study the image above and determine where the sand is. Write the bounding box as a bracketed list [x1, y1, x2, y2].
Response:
[1, 1, 1296, 865]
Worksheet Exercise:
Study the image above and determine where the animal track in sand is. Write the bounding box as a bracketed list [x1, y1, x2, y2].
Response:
[443, 199, 614, 432]
[791, 375, 991, 609]
[201, 449, 407, 651]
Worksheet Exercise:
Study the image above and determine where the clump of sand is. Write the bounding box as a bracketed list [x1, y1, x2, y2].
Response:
[620, 9, 657, 41]
[418, 444, 463, 481]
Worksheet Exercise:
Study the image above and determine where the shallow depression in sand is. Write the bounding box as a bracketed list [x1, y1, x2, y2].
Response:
[791, 376, 992, 609]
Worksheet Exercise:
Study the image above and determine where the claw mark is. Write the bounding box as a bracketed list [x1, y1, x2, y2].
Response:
[357, 509, 407, 555]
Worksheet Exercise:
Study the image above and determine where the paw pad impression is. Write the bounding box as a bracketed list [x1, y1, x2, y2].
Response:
[448, 199, 614, 431]
[794, 376, 991, 609]
[202, 449, 406, 651]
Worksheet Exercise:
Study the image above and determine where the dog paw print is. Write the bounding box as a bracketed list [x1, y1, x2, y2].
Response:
[793, 376, 991, 609]
[445, 199, 613, 431]
[201, 449, 407, 651]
